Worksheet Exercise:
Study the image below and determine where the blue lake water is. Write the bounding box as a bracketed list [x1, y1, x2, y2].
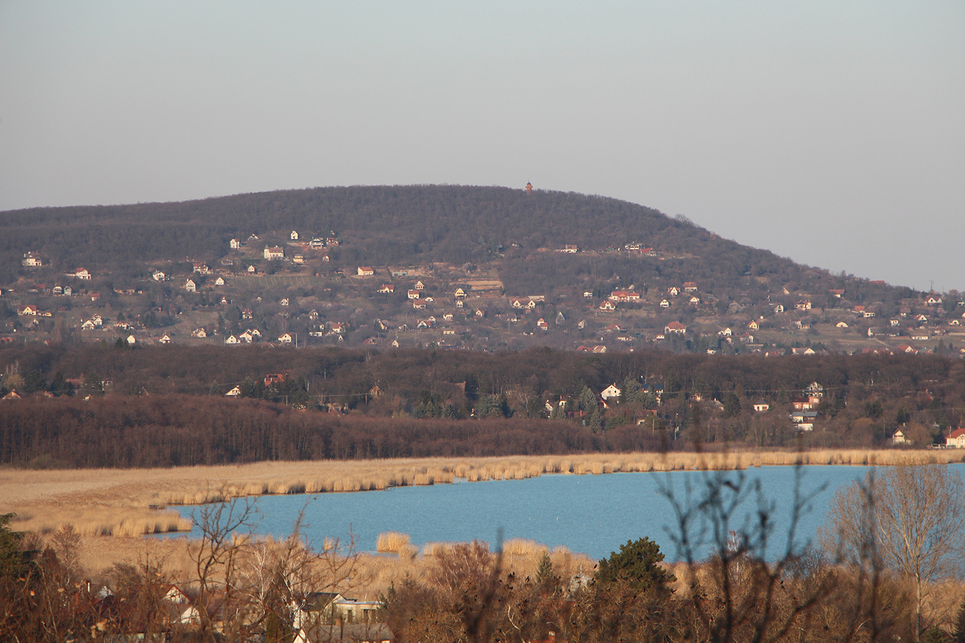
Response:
[164, 464, 914, 561]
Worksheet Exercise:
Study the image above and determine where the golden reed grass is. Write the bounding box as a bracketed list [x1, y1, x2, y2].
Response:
[376, 531, 411, 554]
[4, 449, 964, 547]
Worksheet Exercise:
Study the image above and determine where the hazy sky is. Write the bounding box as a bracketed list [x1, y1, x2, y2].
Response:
[2, 1, 963, 292]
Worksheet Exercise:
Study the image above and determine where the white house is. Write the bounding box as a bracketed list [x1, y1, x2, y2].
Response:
[601, 384, 622, 401]
[946, 428, 965, 448]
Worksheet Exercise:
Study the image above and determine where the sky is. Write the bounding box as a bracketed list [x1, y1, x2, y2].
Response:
[2, 1, 963, 293]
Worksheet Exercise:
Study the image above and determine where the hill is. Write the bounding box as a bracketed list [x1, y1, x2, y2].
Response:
[2, 185, 958, 357]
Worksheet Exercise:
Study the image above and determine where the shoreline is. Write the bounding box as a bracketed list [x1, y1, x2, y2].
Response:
[3, 448, 961, 539]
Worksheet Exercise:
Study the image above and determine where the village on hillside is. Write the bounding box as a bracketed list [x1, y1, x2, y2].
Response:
[5, 229, 965, 358]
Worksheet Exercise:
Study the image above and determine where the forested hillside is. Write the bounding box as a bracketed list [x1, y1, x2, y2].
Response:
[0, 185, 907, 300]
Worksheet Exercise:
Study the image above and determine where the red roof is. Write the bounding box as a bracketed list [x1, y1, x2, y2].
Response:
[948, 428, 965, 440]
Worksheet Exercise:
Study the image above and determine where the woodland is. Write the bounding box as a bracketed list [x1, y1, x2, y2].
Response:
[2, 343, 964, 468]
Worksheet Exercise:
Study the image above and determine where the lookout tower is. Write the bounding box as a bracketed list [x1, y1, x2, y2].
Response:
[525, 182, 533, 195]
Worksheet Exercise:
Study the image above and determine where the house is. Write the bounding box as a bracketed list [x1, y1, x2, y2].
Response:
[536, 317, 549, 330]
[152, 270, 166, 282]
[21, 252, 43, 267]
[73, 268, 92, 280]
[683, 282, 698, 292]
[158, 334, 172, 344]
[184, 279, 196, 292]
[836, 321, 849, 328]
[280, 298, 290, 307]
[264, 246, 285, 260]
[601, 384, 622, 401]
[805, 382, 824, 398]
[279, 333, 293, 344]
[668, 286, 680, 296]
[892, 429, 907, 445]
[378, 284, 396, 294]
[925, 295, 942, 306]
[230, 238, 241, 249]
[291, 230, 299, 240]
[414, 281, 425, 290]
[774, 304, 785, 314]
[609, 290, 641, 302]
[790, 410, 818, 429]
[946, 428, 965, 449]
[18, 305, 38, 316]
[454, 287, 467, 298]
[225, 335, 240, 345]
[191, 328, 208, 338]
[247, 265, 258, 274]
[357, 267, 375, 276]
[659, 299, 670, 308]
[225, 386, 242, 397]
[796, 300, 812, 311]
[753, 400, 770, 412]
[407, 290, 420, 300]
[557, 244, 579, 253]
[599, 301, 616, 312]
[665, 321, 687, 335]
[192, 263, 211, 275]
[748, 320, 760, 330]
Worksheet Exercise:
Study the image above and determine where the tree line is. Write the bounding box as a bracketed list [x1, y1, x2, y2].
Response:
[2, 344, 964, 463]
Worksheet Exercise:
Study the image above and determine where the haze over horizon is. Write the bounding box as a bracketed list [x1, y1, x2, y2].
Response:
[2, 2, 962, 293]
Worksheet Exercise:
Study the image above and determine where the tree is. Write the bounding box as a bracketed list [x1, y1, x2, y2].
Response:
[595, 537, 674, 594]
[822, 463, 965, 642]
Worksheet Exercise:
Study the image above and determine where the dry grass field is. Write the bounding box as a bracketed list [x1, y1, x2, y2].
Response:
[4, 449, 964, 598]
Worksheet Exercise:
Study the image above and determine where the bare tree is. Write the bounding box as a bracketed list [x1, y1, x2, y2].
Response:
[822, 463, 965, 642]
[660, 462, 838, 643]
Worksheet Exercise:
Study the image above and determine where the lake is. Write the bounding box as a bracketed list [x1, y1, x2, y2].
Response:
[165, 464, 905, 561]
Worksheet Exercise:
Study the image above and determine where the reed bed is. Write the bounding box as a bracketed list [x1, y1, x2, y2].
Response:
[376, 531, 411, 554]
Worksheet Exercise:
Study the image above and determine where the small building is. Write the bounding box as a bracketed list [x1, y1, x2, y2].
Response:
[946, 428, 965, 449]
[601, 384, 622, 401]
[665, 321, 687, 335]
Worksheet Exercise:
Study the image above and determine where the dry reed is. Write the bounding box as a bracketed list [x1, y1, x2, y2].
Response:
[376, 531, 411, 554]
